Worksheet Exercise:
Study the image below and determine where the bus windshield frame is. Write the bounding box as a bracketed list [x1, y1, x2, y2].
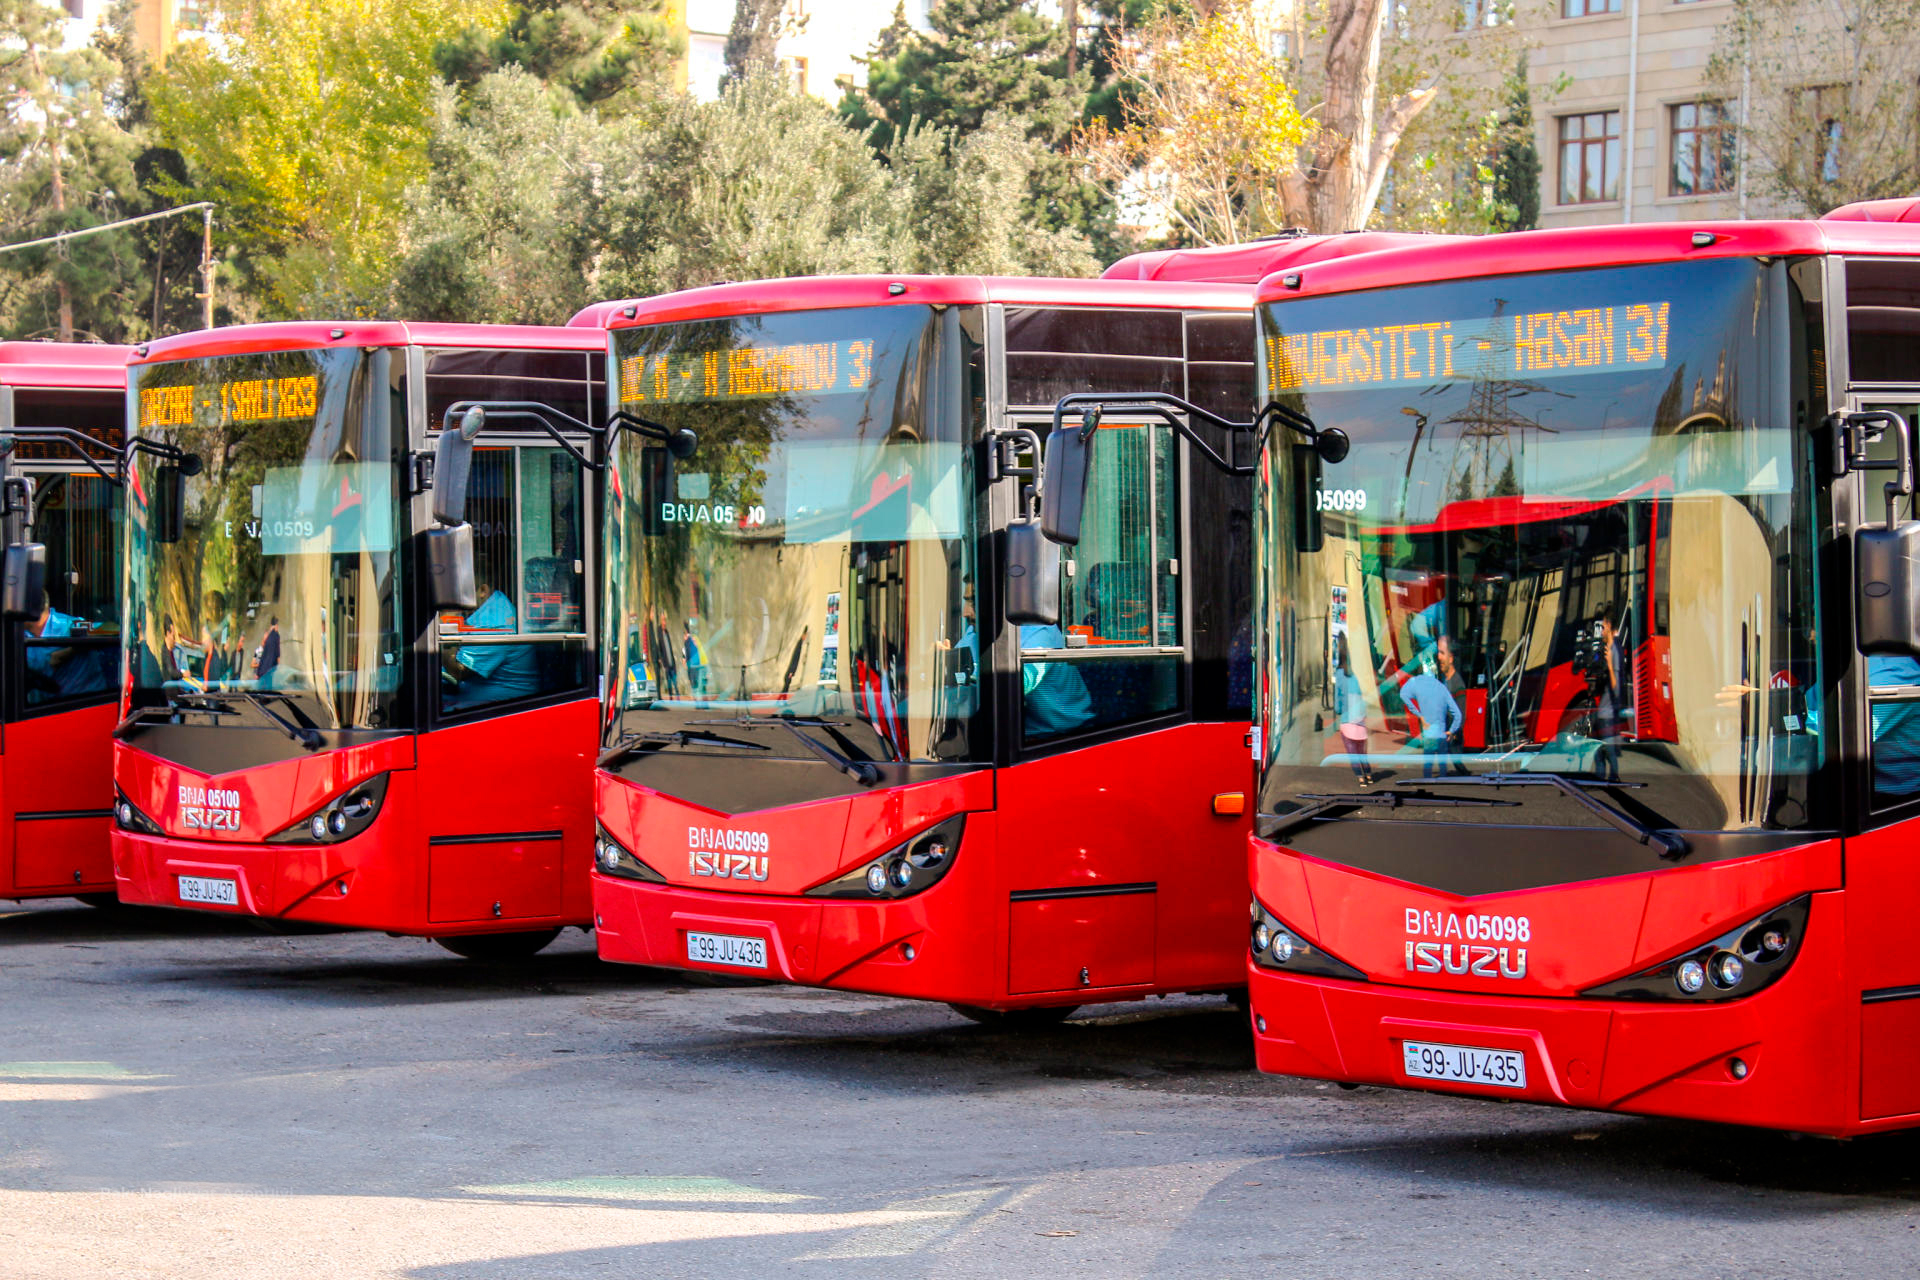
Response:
[126, 346, 408, 735]
[602, 303, 984, 769]
[1253, 255, 1831, 839]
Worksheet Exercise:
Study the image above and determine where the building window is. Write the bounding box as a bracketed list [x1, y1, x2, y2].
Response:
[1558, 111, 1621, 204]
[1670, 101, 1736, 196]
[1790, 85, 1848, 187]
[1561, 0, 1621, 17]
[176, 0, 208, 29]
[1459, 0, 1511, 27]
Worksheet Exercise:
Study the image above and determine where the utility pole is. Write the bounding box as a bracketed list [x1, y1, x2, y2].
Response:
[200, 205, 215, 330]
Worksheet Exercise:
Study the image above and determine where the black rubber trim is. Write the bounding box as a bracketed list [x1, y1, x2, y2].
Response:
[1862, 984, 1920, 1005]
[1009, 881, 1157, 902]
[426, 829, 564, 847]
[16, 808, 114, 821]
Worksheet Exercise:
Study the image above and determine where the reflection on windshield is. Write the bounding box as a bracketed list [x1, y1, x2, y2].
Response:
[604, 305, 979, 765]
[127, 348, 404, 732]
[1256, 257, 1824, 832]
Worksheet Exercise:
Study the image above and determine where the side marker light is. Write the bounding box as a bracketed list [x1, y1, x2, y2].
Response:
[1212, 792, 1246, 816]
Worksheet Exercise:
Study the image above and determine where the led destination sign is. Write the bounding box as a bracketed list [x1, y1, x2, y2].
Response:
[1268, 302, 1669, 392]
[619, 338, 877, 406]
[138, 375, 321, 430]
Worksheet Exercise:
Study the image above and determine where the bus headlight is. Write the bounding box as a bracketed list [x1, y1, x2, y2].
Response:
[807, 816, 966, 901]
[1581, 895, 1812, 1003]
[114, 788, 164, 836]
[593, 824, 666, 883]
[1250, 898, 1365, 981]
[266, 774, 390, 845]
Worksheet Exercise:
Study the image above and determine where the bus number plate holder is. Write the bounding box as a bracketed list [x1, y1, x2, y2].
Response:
[686, 931, 767, 970]
[177, 875, 239, 906]
[1401, 1039, 1526, 1089]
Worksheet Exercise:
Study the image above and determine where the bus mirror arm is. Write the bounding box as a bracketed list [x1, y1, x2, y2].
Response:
[124, 439, 200, 546]
[1, 427, 127, 487]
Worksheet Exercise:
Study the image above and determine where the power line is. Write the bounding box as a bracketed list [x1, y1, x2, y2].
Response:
[0, 203, 217, 330]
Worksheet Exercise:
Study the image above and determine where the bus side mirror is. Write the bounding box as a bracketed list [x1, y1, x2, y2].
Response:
[432, 407, 484, 527]
[1851, 409, 1920, 655]
[1292, 444, 1325, 553]
[426, 522, 477, 613]
[1, 543, 46, 622]
[1041, 422, 1094, 546]
[1005, 521, 1061, 626]
[152, 463, 188, 544]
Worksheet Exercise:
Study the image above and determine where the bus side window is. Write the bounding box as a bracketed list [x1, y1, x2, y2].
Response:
[1869, 655, 1920, 807]
[1021, 422, 1182, 745]
[22, 473, 120, 709]
[437, 446, 591, 717]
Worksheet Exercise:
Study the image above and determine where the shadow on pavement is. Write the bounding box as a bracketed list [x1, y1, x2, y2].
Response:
[0, 899, 316, 945]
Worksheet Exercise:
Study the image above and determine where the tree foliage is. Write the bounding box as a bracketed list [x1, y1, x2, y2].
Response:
[1710, 0, 1920, 213]
[0, 0, 144, 340]
[390, 70, 1095, 324]
[146, 0, 507, 315]
[434, 0, 679, 113]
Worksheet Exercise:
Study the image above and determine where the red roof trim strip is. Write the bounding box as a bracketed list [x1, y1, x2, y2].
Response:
[136, 323, 606, 365]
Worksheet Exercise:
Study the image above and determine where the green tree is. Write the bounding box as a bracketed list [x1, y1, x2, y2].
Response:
[435, 0, 679, 114]
[0, 0, 143, 340]
[1490, 55, 1540, 232]
[723, 0, 790, 87]
[146, 0, 507, 316]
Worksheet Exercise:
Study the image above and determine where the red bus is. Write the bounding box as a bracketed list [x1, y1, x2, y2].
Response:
[111, 322, 607, 958]
[574, 273, 1263, 1020]
[0, 343, 130, 905]
[1244, 213, 1920, 1134]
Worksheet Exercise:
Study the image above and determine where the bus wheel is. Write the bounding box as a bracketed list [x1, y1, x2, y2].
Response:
[948, 1003, 1078, 1028]
[434, 928, 562, 961]
[74, 893, 120, 909]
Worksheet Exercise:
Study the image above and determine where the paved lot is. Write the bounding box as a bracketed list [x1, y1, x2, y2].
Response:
[0, 898, 1916, 1279]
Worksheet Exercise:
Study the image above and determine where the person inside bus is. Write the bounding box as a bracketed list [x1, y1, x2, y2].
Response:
[1868, 654, 1920, 799]
[1588, 605, 1628, 781]
[253, 616, 281, 688]
[23, 596, 107, 699]
[1400, 657, 1462, 778]
[941, 588, 1094, 739]
[1335, 633, 1374, 785]
[442, 578, 542, 710]
[1434, 634, 1472, 774]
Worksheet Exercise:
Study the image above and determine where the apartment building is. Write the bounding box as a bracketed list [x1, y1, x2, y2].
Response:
[1523, 0, 1776, 226]
[669, 0, 929, 102]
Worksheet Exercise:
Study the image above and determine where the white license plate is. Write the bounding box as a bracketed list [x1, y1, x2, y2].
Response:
[1402, 1039, 1527, 1090]
[686, 931, 767, 970]
[177, 875, 239, 906]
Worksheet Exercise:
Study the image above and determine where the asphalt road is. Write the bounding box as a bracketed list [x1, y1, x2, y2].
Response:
[0, 898, 1916, 1279]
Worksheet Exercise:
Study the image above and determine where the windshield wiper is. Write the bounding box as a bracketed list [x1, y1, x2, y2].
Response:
[116, 704, 184, 734]
[172, 691, 322, 750]
[1396, 773, 1690, 858]
[598, 728, 771, 767]
[690, 715, 884, 784]
[1265, 788, 1518, 840]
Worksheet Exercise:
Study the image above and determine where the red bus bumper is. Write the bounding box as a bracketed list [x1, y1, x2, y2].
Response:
[1248, 891, 1871, 1135]
[113, 814, 590, 936]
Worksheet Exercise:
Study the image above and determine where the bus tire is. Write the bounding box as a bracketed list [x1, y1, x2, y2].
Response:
[74, 893, 120, 909]
[434, 928, 562, 961]
[947, 1003, 1078, 1028]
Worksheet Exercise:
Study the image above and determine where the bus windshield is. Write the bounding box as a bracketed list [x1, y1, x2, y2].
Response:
[604, 304, 979, 766]
[1255, 257, 1825, 834]
[127, 348, 405, 733]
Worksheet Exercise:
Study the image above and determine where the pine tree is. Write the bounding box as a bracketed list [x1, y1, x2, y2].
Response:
[722, 0, 787, 88]
[435, 0, 680, 114]
[0, 0, 143, 341]
[1490, 56, 1540, 233]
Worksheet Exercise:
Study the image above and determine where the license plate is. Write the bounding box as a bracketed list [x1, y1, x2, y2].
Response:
[1401, 1039, 1527, 1090]
[686, 931, 767, 970]
[177, 875, 239, 906]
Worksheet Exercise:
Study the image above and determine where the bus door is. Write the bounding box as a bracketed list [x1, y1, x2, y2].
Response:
[416, 350, 598, 928]
[997, 411, 1241, 996]
[6, 463, 122, 892]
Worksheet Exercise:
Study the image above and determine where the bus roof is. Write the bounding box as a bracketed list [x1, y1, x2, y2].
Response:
[1825, 197, 1920, 224]
[1103, 232, 1461, 283]
[0, 341, 131, 391]
[1253, 219, 1920, 304]
[134, 322, 607, 367]
[581, 274, 1254, 330]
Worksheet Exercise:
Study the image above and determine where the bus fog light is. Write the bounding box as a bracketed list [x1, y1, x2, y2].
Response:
[1270, 931, 1295, 964]
[1252, 922, 1273, 953]
[1709, 951, 1744, 989]
[1675, 959, 1707, 994]
[1729, 1056, 1750, 1079]
[328, 811, 349, 835]
[889, 860, 913, 889]
[116, 802, 134, 828]
[865, 863, 888, 895]
[1761, 929, 1790, 956]
[309, 815, 329, 841]
[596, 841, 621, 873]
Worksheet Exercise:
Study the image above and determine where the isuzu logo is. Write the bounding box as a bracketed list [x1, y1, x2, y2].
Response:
[177, 784, 243, 832]
[688, 825, 770, 881]
[1405, 909, 1528, 980]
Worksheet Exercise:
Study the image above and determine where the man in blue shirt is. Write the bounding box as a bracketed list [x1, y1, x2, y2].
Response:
[1400, 659, 1463, 778]
[442, 580, 543, 710]
[24, 599, 107, 700]
[946, 609, 1094, 740]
